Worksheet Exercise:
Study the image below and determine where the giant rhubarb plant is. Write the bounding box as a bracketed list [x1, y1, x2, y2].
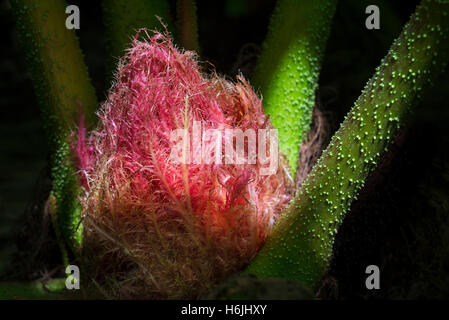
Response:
[3, 0, 449, 299]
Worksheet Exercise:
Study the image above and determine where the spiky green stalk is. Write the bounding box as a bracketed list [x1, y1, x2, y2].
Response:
[252, 0, 337, 177]
[176, 0, 199, 52]
[10, 0, 98, 253]
[102, 0, 173, 82]
[246, 0, 449, 287]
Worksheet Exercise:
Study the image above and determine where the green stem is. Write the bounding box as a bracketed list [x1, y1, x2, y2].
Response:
[246, 0, 449, 288]
[10, 0, 99, 254]
[176, 0, 200, 52]
[252, 0, 337, 177]
[102, 0, 174, 83]
[0, 279, 66, 300]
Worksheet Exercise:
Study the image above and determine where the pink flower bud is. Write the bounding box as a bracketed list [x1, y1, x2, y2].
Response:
[73, 31, 291, 299]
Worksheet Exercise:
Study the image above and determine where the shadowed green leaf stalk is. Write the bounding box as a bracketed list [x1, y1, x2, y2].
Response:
[10, 0, 98, 255]
[102, 0, 174, 82]
[246, 0, 449, 288]
[252, 0, 337, 178]
[0, 279, 66, 300]
[176, 0, 199, 52]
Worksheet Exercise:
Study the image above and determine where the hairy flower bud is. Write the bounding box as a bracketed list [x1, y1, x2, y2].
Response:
[73, 31, 291, 299]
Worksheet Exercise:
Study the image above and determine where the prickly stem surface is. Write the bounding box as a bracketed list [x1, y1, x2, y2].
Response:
[252, 0, 337, 177]
[10, 0, 98, 252]
[246, 0, 449, 287]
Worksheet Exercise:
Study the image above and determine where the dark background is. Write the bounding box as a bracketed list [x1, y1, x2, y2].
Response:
[1, 0, 449, 299]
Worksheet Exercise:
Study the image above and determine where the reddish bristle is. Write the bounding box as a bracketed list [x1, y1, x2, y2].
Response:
[74, 31, 291, 299]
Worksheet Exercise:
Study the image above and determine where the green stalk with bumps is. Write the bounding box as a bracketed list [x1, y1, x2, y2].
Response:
[246, 0, 449, 288]
[10, 0, 99, 256]
[252, 0, 337, 178]
[176, 0, 200, 52]
[102, 0, 174, 83]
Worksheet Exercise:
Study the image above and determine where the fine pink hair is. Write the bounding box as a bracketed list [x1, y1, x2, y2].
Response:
[72, 30, 291, 299]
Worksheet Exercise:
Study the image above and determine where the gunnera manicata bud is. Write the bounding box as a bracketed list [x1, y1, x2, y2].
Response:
[72, 30, 292, 299]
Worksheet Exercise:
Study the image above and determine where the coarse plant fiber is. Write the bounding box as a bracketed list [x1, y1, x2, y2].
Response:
[73, 31, 291, 299]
